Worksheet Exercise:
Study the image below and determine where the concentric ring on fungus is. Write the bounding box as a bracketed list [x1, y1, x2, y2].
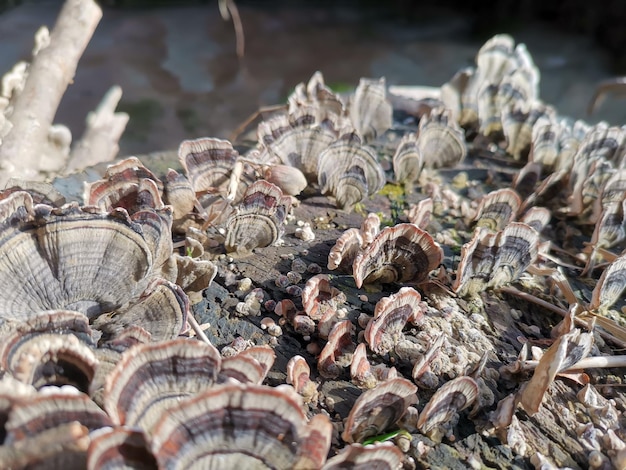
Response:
[224, 180, 290, 253]
[0, 191, 193, 341]
[353, 223, 443, 288]
[5, 391, 112, 467]
[0, 310, 97, 393]
[178, 137, 239, 193]
[342, 377, 417, 444]
[149, 382, 331, 469]
[103, 338, 221, 430]
[365, 287, 425, 355]
[0, 193, 151, 319]
[87, 427, 156, 470]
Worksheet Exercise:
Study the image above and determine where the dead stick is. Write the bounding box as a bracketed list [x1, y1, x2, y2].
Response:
[0, 0, 102, 184]
[520, 355, 626, 371]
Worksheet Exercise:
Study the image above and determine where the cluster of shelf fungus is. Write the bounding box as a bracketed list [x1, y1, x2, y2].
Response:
[2, 33, 626, 469]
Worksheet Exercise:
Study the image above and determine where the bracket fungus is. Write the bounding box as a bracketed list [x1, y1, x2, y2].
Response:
[256, 106, 341, 182]
[0, 192, 192, 342]
[327, 228, 364, 272]
[417, 376, 478, 442]
[87, 427, 156, 470]
[453, 222, 539, 297]
[224, 180, 290, 253]
[5, 391, 112, 468]
[149, 383, 331, 469]
[473, 188, 521, 231]
[365, 287, 425, 355]
[353, 223, 443, 288]
[318, 131, 385, 211]
[349, 77, 393, 141]
[590, 251, 626, 311]
[318, 320, 355, 379]
[418, 107, 467, 171]
[219, 345, 275, 385]
[519, 329, 593, 415]
[288, 71, 345, 117]
[342, 377, 417, 444]
[178, 137, 239, 194]
[0, 310, 98, 393]
[103, 339, 221, 430]
[350, 343, 398, 390]
[322, 442, 403, 470]
[83, 156, 163, 212]
[286, 355, 319, 404]
[301, 274, 345, 321]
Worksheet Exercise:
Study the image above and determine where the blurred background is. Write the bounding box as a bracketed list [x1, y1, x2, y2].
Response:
[2, 0, 626, 157]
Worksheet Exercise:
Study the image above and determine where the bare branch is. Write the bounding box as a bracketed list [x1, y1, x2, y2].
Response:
[0, 0, 102, 185]
[66, 85, 129, 173]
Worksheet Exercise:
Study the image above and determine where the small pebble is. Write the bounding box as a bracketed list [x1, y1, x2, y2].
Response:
[220, 346, 237, 357]
[451, 171, 468, 189]
[358, 294, 368, 302]
[264, 299, 277, 312]
[248, 288, 266, 302]
[235, 302, 248, 315]
[292, 315, 315, 336]
[357, 312, 372, 329]
[395, 434, 411, 453]
[274, 299, 297, 317]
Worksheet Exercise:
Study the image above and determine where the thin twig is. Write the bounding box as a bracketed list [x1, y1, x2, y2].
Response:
[228, 104, 287, 143]
[186, 309, 212, 346]
[219, 0, 245, 59]
[500, 286, 626, 349]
